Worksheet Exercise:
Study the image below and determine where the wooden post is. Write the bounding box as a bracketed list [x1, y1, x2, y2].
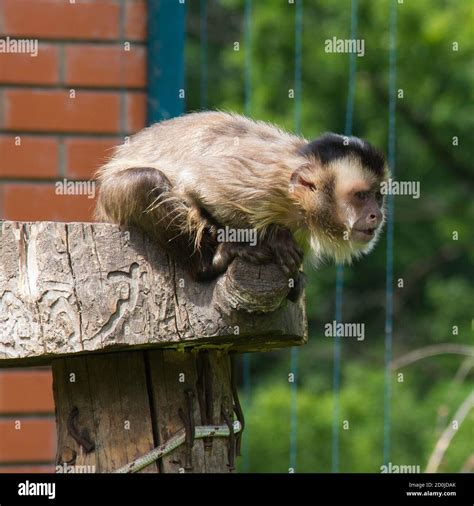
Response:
[0, 221, 307, 473]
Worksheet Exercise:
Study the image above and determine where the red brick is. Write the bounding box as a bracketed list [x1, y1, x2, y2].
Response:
[0, 0, 120, 40]
[127, 92, 147, 133]
[0, 370, 54, 414]
[0, 419, 56, 463]
[0, 135, 58, 178]
[0, 186, 4, 216]
[0, 44, 59, 85]
[0, 464, 55, 473]
[0, 90, 3, 126]
[2, 89, 121, 134]
[65, 44, 146, 88]
[125, 0, 147, 41]
[2, 183, 96, 222]
[65, 137, 120, 179]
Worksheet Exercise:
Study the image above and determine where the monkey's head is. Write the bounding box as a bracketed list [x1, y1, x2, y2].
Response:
[291, 133, 389, 264]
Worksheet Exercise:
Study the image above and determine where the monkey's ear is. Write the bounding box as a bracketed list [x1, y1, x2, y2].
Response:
[290, 165, 316, 192]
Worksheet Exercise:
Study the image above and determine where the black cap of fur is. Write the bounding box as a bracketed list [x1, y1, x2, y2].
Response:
[300, 133, 386, 177]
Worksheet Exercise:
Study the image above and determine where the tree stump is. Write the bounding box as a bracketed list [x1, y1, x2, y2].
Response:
[0, 221, 307, 473]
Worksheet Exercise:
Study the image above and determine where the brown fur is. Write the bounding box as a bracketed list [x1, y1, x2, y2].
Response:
[95, 111, 389, 280]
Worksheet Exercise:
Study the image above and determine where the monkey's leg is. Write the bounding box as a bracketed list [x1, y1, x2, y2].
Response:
[266, 227, 304, 276]
[96, 167, 218, 279]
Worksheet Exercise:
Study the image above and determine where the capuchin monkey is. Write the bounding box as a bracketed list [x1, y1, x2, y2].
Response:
[95, 111, 389, 300]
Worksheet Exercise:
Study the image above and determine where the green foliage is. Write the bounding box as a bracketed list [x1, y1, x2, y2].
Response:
[184, 0, 473, 472]
[239, 366, 472, 473]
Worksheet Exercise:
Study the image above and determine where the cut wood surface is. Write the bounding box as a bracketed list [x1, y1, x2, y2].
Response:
[53, 350, 235, 473]
[0, 221, 307, 366]
[53, 352, 159, 473]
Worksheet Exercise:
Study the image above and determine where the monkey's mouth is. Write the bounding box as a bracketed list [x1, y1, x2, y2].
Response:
[352, 227, 376, 243]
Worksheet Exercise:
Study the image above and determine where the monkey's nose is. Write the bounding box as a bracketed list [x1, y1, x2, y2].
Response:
[368, 210, 382, 225]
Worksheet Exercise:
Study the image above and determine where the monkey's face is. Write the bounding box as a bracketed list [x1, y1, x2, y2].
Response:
[290, 169, 387, 265]
[292, 133, 388, 264]
[349, 191, 384, 244]
[334, 162, 385, 248]
[333, 157, 386, 259]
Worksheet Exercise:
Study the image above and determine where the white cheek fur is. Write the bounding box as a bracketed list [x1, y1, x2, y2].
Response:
[345, 204, 357, 229]
[308, 209, 385, 267]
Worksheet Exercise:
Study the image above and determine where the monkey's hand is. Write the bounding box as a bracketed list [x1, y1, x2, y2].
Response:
[267, 228, 305, 302]
[210, 241, 273, 275]
[207, 229, 304, 301]
[212, 227, 303, 279]
[266, 228, 304, 277]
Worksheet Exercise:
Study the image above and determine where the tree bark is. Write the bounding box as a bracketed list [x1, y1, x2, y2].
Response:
[53, 350, 235, 473]
[0, 220, 307, 473]
[0, 221, 307, 367]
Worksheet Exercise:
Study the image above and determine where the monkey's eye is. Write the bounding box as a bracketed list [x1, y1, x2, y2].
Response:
[375, 191, 384, 205]
[300, 178, 316, 192]
[354, 191, 369, 201]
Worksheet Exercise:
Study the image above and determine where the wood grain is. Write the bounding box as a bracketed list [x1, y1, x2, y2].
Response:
[0, 221, 307, 366]
[2, 220, 308, 473]
[53, 352, 158, 473]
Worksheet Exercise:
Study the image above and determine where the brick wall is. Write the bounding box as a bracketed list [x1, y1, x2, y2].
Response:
[0, 0, 147, 472]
